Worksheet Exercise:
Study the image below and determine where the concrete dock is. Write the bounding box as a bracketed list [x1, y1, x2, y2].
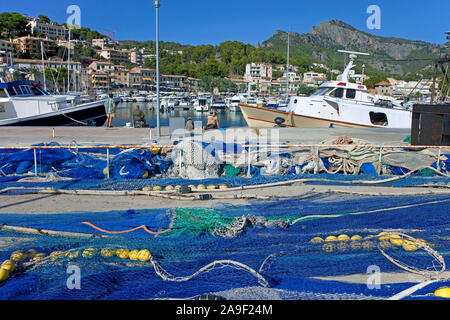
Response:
[0, 126, 412, 147]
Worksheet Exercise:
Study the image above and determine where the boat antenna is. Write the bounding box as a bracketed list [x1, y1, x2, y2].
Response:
[286, 30, 290, 102]
[338, 50, 370, 82]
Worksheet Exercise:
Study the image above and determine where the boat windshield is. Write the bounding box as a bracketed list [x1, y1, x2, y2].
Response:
[311, 87, 334, 97]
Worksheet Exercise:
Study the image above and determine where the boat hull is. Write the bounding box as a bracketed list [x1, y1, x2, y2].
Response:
[0, 100, 116, 127]
[239, 104, 379, 128]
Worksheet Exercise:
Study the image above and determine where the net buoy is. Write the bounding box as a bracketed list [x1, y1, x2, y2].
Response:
[27, 249, 38, 257]
[175, 185, 182, 190]
[362, 241, 376, 250]
[325, 236, 337, 242]
[137, 249, 151, 262]
[0, 269, 9, 282]
[1, 260, 16, 273]
[32, 253, 46, 261]
[165, 185, 174, 191]
[310, 237, 324, 244]
[116, 248, 130, 259]
[402, 240, 418, 252]
[207, 185, 216, 190]
[82, 248, 95, 258]
[377, 232, 390, 241]
[10, 251, 26, 262]
[101, 248, 115, 258]
[67, 250, 80, 259]
[103, 167, 109, 176]
[219, 184, 229, 189]
[49, 251, 64, 261]
[141, 171, 149, 179]
[337, 234, 350, 242]
[322, 243, 335, 253]
[153, 186, 162, 191]
[142, 187, 151, 191]
[434, 287, 450, 298]
[350, 241, 361, 250]
[389, 234, 403, 246]
[129, 250, 139, 261]
[350, 235, 362, 241]
[197, 184, 206, 190]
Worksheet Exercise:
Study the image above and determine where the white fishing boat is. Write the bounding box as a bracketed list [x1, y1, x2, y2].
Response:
[239, 51, 412, 129]
[0, 79, 119, 126]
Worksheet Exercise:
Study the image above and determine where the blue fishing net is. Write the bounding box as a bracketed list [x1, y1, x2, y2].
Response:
[0, 193, 448, 300]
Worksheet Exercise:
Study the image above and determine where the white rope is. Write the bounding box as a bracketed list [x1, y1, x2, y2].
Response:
[150, 258, 270, 287]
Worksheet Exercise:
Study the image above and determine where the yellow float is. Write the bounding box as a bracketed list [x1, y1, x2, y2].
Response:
[325, 236, 337, 242]
[1, 260, 16, 273]
[389, 234, 403, 246]
[337, 234, 350, 242]
[0, 269, 9, 282]
[350, 235, 362, 241]
[152, 186, 162, 191]
[434, 287, 450, 298]
[129, 249, 139, 260]
[137, 249, 151, 262]
[310, 237, 324, 244]
[100, 248, 115, 258]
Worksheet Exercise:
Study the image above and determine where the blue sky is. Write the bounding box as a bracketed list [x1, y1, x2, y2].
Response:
[2, 0, 449, 45]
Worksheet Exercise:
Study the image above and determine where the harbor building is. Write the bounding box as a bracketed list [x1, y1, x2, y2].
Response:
[0, 40, 15, 57]
[13, 35, 57, 57]
[26, 17, 69, 40]
[244, 63, 273, 83]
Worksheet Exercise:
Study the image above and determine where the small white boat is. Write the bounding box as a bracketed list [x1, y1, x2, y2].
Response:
[193, 97, 210, 112]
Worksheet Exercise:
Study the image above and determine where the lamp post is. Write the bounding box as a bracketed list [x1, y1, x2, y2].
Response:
[154, 0, 161, 137]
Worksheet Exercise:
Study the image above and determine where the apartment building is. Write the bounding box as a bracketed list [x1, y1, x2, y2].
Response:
[0, 40, 15, 57]
[13, 35, 57, 57]
[27, 18, 69, 40]
[303, 72, 327, 87]
[244, 63, 273, 82]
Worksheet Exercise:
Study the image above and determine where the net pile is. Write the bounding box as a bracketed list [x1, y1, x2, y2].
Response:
[0, 193, 448, 300]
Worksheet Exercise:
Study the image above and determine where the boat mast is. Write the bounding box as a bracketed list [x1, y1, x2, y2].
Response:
[40, 41, 47, 91]
[286, 31, 290, 102]
[67, 29, 71, 94]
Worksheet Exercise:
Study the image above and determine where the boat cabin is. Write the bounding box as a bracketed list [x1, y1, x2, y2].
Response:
[0, 80, 49, 98]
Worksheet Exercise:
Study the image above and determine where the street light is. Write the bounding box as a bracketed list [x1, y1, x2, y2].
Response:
[154, 0, 161, 137]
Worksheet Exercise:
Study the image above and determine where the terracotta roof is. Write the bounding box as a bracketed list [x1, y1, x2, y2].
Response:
[375, 81, 391, 86]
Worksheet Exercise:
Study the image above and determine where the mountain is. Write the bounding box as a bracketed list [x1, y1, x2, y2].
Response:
[262, 20, 447, 76]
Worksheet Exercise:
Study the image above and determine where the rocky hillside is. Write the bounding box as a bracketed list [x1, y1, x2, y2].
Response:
[262, 20, 447, 76]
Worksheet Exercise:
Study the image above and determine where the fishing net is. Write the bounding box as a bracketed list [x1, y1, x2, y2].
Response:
[0, 193, 448, 300]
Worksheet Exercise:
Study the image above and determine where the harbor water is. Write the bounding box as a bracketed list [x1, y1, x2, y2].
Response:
[112, 102, 248, 128]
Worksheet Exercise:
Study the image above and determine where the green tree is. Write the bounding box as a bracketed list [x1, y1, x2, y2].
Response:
[0, 12, 30, 39]
[38, 15, 51, 23]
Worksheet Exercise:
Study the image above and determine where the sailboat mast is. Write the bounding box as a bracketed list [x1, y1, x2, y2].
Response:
[67, 29, 71, 94]
[286, 31, 290, 101]
[40, 41, 47, 91]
